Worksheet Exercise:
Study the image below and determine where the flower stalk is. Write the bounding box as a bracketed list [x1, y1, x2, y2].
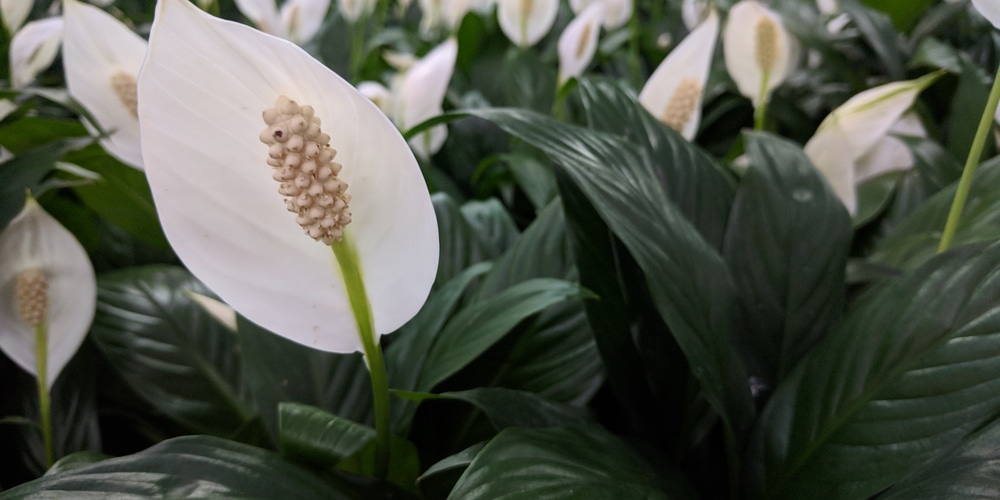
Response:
[34, 320, 53, 468]
[332, 237, 391, 479]
[938, 63, 1000, 253]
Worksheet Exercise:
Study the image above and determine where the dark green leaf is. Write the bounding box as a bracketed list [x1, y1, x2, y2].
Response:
[0, 136, 92, 231]
[433, 193, 492, 286]
[723, 132, 851, 383]
[748, 241, 1000, 499]
[842, 0, 907, 79]
[946, 58, 994, 163]
[45, 452, 112, 476]
[418, 443, 485, 500]
[397, 387, 591, 431]
[467, 107, 754, 440]
[458, 198, 519, 257]
[861, 0, 934, 32]
[90, 266, 256, 437]
[448, 425, 691, 499]
[0, 436, 366, 499]
[854, 171, 904, 228]
[278, 402, 375, 469]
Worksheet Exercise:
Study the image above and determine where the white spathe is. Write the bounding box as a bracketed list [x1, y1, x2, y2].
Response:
[723, 0, 793, 107]
[638, 7, 719, 140]
[972, 0, 1000, 29]
[63, 0, 146, 169]
[497, 0, 559, 48]
[854, 111, 925, 184]
[233, 0, 331, 44]
[0, 198, 96, 389]
[804, 73, 940, 215]
[569, 0, 631, 30]
[558, 3, 604, 85]
[137, 0, 439, 353]
[1, 0, 31, 34]
[9, 17, 63, 89]
[338, 0, 376, 24]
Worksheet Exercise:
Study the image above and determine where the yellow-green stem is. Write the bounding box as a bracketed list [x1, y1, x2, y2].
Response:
[332, 238, 390, 480]
[938, 63, 1000, 253]
[34, 321, 53, 468]
[753, 73, 771, 131]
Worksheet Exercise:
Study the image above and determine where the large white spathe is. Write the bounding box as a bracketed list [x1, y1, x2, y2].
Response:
[723, 0, 792, 107]
[972, 0, 1000, 29]
[497, 0, 558, 48]
[804, 73, 940, 215]
[137, 0, 438, 353]
[0, 198, 96, 389]
[638, 7, 718, 140]
[558, 3, 604, 85]
[569, 0, 631, 30]
[1, 0, 31, 34]
[9, 17, 63, 89]
[63, 0, 146, 169]
[233, 0, 331, 45]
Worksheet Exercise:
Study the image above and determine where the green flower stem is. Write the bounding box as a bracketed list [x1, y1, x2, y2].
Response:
[349, 19, 368, 82]
[753, 74, 771, 131]
[938, 63, 1000, 253]
[34, 320, 53, 469]
[332, 238, 390, 480]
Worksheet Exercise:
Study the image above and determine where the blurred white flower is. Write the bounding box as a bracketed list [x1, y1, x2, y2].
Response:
[497, 0, 558, 48]
[558, 3, 603, 85]
[681, 0, 708, 30]
[804, 73, 941, 215]
[9, 17, 63, 89]
[816, 0, 838, 15]
[569, 0, 631, 30]
[639, 7, 718, 140]
[63, 0, 146, 169]
[234, 0, 331, 44]
[137, 0, 438, 353]
[338, 0, 376, 24]
[185, 291, 238, 332]
[359, 38, 458, 158]
[0, 197, 96, 388]
[972, 0, 1000, 28]
[723, 0, 793, 108]
[1, 0, 31, 33]
[854, 112, 926, 184]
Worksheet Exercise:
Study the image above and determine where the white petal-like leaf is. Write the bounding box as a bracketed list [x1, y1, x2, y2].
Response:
[638, 8, 718, 140]
[1, 0, 31, 34]
[972, 0, 1000, 29]
[0, 198, 96, 389]
[397, 38, 457, 158]
[63, 0, 147, 169]
[558, 3, 603, 85]
[138, 0, 438, 353]
[854, 111, 925, 183]
[723, 0, 792, 107]
[497, 0, 558, 48]
[804, 118, 857, 214]
[234, 0, 286, 38]
[281, 0, 331, 45]
[9, 17, 63, 89]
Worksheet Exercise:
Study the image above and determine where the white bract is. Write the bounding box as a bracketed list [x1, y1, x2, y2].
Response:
[0, 198, 96, 389]
[63, 0, 146, 169]
[233, 0, 331, 44]
[1, 0, 31, 34]
[681, 0, 708, 30]
[497, 0, 559, 48]
[558, 3, 604, 85]
[854, 111, 925, 184]
[804, 73, 940, 215]
[723, 0, 793, 108]
[338, 0, 377, 24]
[639, 7, 718, 140]
[9, 17, 63, 89]
[359, 38, 458, 158]
[972, 0, 1000, 29]
[569, 0, 631, 30]
[137, 0, 438, 353]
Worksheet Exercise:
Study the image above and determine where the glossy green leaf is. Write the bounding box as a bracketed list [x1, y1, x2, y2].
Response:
[946, 58, 994, 162]
[90, 266, 256, 437]
[396, 387, 591, 431]
[723, 132, 851, 384]
[466, 106, 754, 440]
[842, 0, 907, 79]
[418, 443, 485, 500]
[854, 171, 904, 228]
[748, 241, 1000, 499]
[433, 193, 494, 286]
[861, 0, 934, 32]
[869, 157, 1000, 270]
[0, 136, 92, 231]
[417, 278, 591, 391]
[0, 436, 365, 499]
[459, 198, 520, 257]
[574, 78, 734, 249]
[448, 425, 691, 499]
[278, 402, 375, 469]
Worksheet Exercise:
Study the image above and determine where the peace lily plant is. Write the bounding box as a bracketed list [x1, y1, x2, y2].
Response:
[233, 0, 331, 45]
[137, 0, 438, 478]
[723, 0, 793, 130]
[9, 16, 62, 89]
[497, 0, 558, 48]
[63, 0, 147, 169]
[0, 197, 96, 469]
[557, 2, 603, 86]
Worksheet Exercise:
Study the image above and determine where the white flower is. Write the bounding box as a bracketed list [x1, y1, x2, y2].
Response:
[0, 197, 96, 388]
[804, 73, 940, 215]
[497, 0, 559, 48]
[854, 111, 925, 184]
[972, 0, 1000, 29]
[359, 38, 458, 158]
[63, 0, 146, 169]
[816, 0, 838, 15]
[1, 0, 31, 34]
[338, 0, 377, 24]
[9, 17, 63, 89]
[558, 3, 603, 85]
[723, 0, 793, 108]
[681, 0, 708, 30]
[233, 0, 331, 44]
[137, 0, 438, 353]
[638, 7, 718, 140]
[569, 0, 631, 30]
